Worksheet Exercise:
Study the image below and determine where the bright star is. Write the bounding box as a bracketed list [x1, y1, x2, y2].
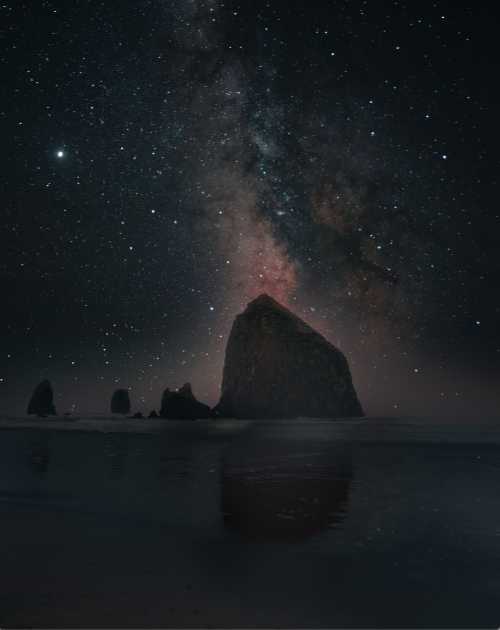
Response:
[56, 150, 65, 158]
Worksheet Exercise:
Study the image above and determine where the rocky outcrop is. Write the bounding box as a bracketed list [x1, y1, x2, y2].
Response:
[148, 410, 159, 419]
[111, 389, 131, 415]
[160, 383, 212, 420]
[215, 294, 363, 419]
[27, 380, 57, 417]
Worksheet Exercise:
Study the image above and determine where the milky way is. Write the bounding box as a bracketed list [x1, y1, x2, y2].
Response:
[164, 0, 470, 411]
[169, 0, 299, 307]
[1, 0, 499, 416]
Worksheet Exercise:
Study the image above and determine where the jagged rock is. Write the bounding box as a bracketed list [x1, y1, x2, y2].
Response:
[148, 410, 159, 419]
[160, 383, 212, 420]
[215, 294, 363, 419]
[132, 412, 143, 419]
[111, 389, 131, 415]
[27, 380, 57, 417]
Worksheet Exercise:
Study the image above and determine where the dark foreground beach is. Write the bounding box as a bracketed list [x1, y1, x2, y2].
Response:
[0, 417, 499, 628]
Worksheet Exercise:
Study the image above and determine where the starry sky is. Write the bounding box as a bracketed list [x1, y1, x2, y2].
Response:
[1, 0, 499, 417]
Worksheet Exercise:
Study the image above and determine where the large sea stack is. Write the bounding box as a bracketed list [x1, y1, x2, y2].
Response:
[215, 294, 363, 419]
[27, 380, 57, 416]
[160, 383, 212, 420]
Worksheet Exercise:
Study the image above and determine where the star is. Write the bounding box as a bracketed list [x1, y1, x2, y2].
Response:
[0, 0, 496, 420]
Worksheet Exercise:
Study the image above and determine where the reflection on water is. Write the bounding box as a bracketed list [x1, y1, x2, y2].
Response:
[221, 435, 352, 540]
[104, 434, 130, 480]
[27, 433, 50, 477]
[2, 420, 500, 627]
[158, 454, 191, 480]
[221, 469, 351, 541]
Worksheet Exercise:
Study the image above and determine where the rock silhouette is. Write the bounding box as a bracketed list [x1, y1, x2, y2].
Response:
[216, 294, 363, 419]
[148, 410, 159, 419]
[160, 383, 212, 420]
[27, 380, 57, 417]
[111, 389, 131, 415]
[132, 412, 143, 419]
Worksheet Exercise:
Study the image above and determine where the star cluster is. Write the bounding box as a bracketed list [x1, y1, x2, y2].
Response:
[1, 0, 499, 416]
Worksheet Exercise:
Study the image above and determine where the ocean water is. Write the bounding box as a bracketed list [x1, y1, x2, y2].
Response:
[0, 417, 499, 628]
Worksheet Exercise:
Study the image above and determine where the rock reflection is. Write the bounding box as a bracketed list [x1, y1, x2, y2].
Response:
[104, 434, 130, 479]
[221, 437, 352, 541]
[28, 433, 50, 477]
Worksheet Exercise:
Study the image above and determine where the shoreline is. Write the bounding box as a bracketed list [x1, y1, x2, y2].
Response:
[1, 416, 500, 444]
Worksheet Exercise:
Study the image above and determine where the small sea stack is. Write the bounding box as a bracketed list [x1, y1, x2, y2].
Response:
[27, 380, 57, 417]
[111, 389, 131, 415]
[160, 383, 212, 420]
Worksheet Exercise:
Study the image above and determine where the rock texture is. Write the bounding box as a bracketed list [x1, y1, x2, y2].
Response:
[27, 380, 57, 416]
[160, 383, 212, 420]
[215, 294, 363, 419]
[111, 389, 131, 415]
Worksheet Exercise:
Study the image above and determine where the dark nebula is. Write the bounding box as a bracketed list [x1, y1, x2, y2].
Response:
[1, 1, 499, 416]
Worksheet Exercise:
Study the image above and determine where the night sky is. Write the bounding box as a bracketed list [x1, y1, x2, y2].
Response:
[2, 1, 499, 417]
